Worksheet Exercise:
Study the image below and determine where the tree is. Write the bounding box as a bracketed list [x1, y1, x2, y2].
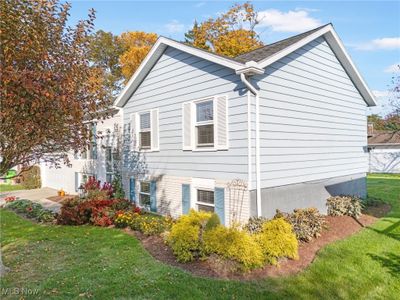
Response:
[0, 0, 110, 176]
[119, 31, 158, 82]
[184, 2, 263, 57]
[88, 30, 125, 98]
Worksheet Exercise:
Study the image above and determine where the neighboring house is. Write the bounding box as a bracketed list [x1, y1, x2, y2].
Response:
[40, 109, 122, 194]
[368, 126, 400, 173]
[113, 23, 376, 225]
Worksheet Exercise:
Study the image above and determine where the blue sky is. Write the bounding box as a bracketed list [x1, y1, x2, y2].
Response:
[69, 1, 400, 115]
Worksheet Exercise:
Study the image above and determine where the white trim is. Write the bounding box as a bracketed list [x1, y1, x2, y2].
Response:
[191, 178, 216, 211]
[150, 108, 160, 152]
[247, 91, 252, 190]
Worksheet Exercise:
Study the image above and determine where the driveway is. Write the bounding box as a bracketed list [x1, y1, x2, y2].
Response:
[0, 187, 62, 212]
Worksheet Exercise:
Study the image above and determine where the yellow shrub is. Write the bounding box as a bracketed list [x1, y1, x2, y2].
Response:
[166, 210, 213, 262]
[203, 225, 265, 270]
[254, 218, 299, 265]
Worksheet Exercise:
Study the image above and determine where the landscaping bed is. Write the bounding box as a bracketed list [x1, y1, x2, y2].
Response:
[125, 213, 377, 280]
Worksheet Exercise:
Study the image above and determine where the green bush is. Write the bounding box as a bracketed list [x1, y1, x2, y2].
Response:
[166, 210, 213, 262]
[203, 225, 265, 270]
[205, 213, 220, 231]
[130, 214, 174, 236]
[327, 196, 363, 219]
[5, 199, 56, 223]
[274, 208, 325, 242]
[254, 218, 299, 265]
[20, 166, 41, 189]
[244, 216, 269, 234]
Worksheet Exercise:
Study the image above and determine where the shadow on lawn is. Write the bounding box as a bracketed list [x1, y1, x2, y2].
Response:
[368, 219, 400, 241]
[368, 252, 400, 278]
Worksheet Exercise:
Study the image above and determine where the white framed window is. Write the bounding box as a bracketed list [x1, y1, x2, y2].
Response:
[139, 112, 151, 149]
[139, 181, 151, 208]
[131, 109, 159, 152]
[182, 95, 228, 151]
[196, 189, 215, 212]
[195, 99, 214, 147]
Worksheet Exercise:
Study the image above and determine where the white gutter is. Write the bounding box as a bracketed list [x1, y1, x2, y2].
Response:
[246, 91, 252, 191]
[240, 73, 262, 217]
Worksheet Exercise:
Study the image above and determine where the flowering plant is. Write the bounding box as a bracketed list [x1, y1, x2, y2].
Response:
[4, 196, 16, 203]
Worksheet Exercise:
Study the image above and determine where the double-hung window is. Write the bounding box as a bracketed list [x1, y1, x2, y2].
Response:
[139, 181, 151, 208]
[196, 189, 215, 212]
[195, 100, 214, 147]
[139, 112, 151, 149]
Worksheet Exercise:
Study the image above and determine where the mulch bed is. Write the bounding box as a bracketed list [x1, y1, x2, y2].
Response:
[124, 214, 377, 280]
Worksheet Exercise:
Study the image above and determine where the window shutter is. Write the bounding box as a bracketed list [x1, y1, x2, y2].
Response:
[92, 123, 98, 159]
[214, 95, 228, 150]
[129, 177, 136, 203]
[214, 187, 225, 225]
[182, 102, 193, 150]
[182, 184, 191, 214]
[75, 172, 79, 192]
[150, 181, 157, 212]
[151, 109, 159, 151]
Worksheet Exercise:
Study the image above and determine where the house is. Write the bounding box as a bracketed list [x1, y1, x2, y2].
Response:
[368, 126, 400, 173]
[40, 109, 122, 194]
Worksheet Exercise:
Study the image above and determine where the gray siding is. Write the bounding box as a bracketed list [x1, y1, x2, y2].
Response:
[254, 36, 368, 188]
[123, 47, 249, 180]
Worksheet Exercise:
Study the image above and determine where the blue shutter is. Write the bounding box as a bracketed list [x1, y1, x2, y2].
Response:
[75, 172, 79, 192]
[182, 184, 190, 214]
[214, 187, 225, 225]
[129, 177, 136, 203]
[92, 123, 97, 159]
[150, 181, 157, 212]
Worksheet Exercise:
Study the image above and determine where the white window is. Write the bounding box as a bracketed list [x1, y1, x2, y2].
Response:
[196, 189, 215, 212]
[182, 95, 228, 151]
[131, 109, 159, 152]
[139, 181, 151, 208]
[139, 112, 151, 149]
[195, 100, 214, 147]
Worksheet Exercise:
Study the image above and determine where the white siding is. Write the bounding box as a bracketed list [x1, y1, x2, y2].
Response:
[254, 36, 368, 188]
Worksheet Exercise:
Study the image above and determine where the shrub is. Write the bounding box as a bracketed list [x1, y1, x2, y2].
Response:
[114, 211, 135, 228]
[254, 218, 299, 265]
[20, 166, 41, 189]
[5, 199, 56, 223]
[4, 196, 16, 203]
[203, 225, 265, 270]
[274, 208, 325, 242]
[111, 199, 133, 211]
[112, 172, 125, 199]
[84, 176, 114, 199]
[244, 216, 269, 234]
[86, 189, 110, 201]
[130, 214, 174, 235]
[327, 196, 363, 219]
[166, 210, 213, 262]
[205, 213, 220, 231]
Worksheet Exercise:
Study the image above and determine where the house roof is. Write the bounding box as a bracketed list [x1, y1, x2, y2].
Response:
[368, 131, 400, 146]
[234, 25, 327, 63]
[115, 23, 376, 108]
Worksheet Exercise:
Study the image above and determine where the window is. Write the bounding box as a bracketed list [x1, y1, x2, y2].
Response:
[139, 112, 151, 149]
[196, 189, 214, 212]
[195, 100, 214, 147]
[139, 181, 151, 208]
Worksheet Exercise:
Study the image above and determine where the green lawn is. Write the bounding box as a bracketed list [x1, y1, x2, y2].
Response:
[1, 175, 399, 299]
[0, 184, 24, 192]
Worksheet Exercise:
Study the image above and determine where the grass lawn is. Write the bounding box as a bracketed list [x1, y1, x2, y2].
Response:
[1, 174, 399, 299]
[0, 184, 24, 192]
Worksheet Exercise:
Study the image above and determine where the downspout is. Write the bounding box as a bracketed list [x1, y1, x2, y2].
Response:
[240, 73, 262, 217]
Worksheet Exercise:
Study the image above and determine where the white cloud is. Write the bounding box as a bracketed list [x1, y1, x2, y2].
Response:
[384, 63, 400, 73]
[194, 2, 205, 8]
[257, 9, 322, 33]
[164, 20, 185, 33]
[354, 37, 400, 50]
[368, 90, 393, 116]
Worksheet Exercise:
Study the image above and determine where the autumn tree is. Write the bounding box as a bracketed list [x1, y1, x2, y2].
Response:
[88, 30, 125, 97]
[0, 0, 110, 175]
[119, 31, 158, 81]
[184, 2, 263, 57]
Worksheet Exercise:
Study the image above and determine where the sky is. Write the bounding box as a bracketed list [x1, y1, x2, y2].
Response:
[68, 0, 400, 116]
